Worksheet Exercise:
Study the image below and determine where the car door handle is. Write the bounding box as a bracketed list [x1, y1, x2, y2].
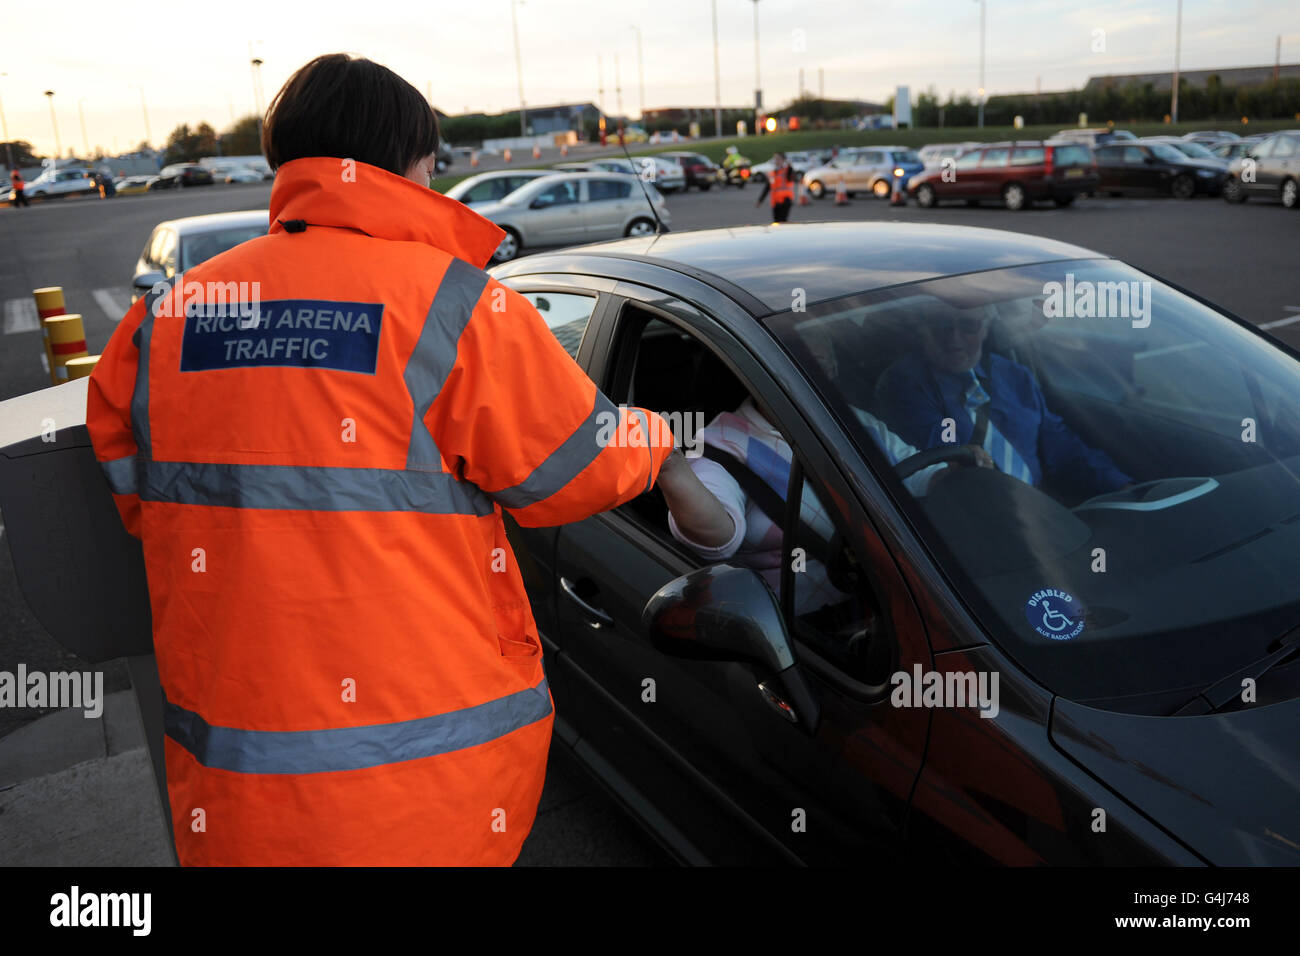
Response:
[560, 576, 614, 629]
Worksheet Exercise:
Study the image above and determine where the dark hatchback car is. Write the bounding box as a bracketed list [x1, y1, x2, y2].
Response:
[658, 151, 718, 191]
[1223, 129, 1300, 208]
[149, 163, 215, 189]
[5, 224, 1300, 867]
[1094, 141, 1224, 198]
[907, 140, 1096, 210]
[484, 222, 1300, 865]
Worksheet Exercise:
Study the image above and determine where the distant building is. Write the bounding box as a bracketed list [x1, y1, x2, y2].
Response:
[1084, 64, 1300, 93]
[642, 106, 750, 124]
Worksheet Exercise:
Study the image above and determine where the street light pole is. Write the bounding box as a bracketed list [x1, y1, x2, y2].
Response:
[44, 90, 62, 159]
[0, 73, 12, 169]
[631, 26, 645, 122]
[711, 0, 722, 137]
[975, 0, 986, 128]
[751, 0, 762, 130]
[78, 98, 89, 158]
[511, 0, 527, 136]
[1171, 0, 1182, 123]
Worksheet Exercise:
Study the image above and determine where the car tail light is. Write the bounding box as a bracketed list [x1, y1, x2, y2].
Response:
[740, 168, 750, 178]
[1045, 147, 1054, 175]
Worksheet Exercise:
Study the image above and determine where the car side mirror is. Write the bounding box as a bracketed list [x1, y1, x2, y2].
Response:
[132, 271, 166, 294]
[642, 564, 820, 733]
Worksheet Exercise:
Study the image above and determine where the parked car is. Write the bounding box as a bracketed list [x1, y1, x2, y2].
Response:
[1094, 141, 1224, 198]
[802, 146, 925, 199]
[113, 175, 155, 196]
[1053, 128, 1137, 148]
[553, 158, 639, 175]
[14, 166, 98, 201]
[468, 172, 669, 263]
[150, 163, 215, 189]
[1138, 137, 1229, 193]
[908, 140, 1097, 209]
[1183, 130, 1241, 144]
[443, 169, 553, 205]
[1222, 130, 1300, 207]
[131, 210, 269, 300]
[636, 155, 686, 193]
[222, 166, 267, 184]
[917, 142, 981, 168]
[749, 150, 824, 183]
[486, 220, 1300, 865]
[658, 151, 718, 190]
[1211, 141, 1255, 161]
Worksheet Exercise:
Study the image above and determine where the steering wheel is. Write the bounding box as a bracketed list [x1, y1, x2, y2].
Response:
[893, 444, 981, 479]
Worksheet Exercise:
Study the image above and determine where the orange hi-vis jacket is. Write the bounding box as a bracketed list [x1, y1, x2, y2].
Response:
[86, 155, 675, 865]
[769, 165, 794, 204]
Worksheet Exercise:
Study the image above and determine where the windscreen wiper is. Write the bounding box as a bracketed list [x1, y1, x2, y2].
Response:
[1174, 626, 1300, 716]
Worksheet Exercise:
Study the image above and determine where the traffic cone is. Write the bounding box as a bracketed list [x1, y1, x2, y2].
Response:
[835, 174, 849, 206]
[797, 179, 810, 205]
[470, 151, 479, 167]
[532, 144, 541, 160]
[503, 148, 512, 163]
[890, 174, 906, 206]
[561, 143, 569, 157]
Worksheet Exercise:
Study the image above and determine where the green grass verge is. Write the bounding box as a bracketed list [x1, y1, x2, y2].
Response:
[430, 118, 1298, 193]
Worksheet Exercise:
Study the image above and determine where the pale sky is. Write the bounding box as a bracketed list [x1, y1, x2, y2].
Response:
[3, 0, 1297, 156]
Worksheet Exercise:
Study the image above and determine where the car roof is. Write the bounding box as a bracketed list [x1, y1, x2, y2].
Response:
[503, 222, 1108, 315]
[154, 210, 269, 235]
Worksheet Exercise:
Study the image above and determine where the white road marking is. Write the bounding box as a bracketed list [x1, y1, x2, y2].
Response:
[3, 298, 39, 334]
[1258, 307, 1300, 331]
[92, 288, 130, 322]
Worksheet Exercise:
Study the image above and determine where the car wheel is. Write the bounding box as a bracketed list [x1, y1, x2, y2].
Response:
[1053, 194, 1075, 207]
[1170, 174, 1194, 199]
[872, 179, 891, 199]
[625, 217, 656, 237]
[1222, 177, 1248, 203]
[492, 229, 521, 263]
[1282, 178, 1299, 209]
[808, 180, 825, 199]
[915, 184, 936, 208]
[1002, 182, 1027, 211]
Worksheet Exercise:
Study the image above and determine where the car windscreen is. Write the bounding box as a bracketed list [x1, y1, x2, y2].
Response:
[768, 260, 1300, 706]
[890, 150, 923, 165]
[1175, 141, 1215, 159]
[180, 225, 268, 271]
[1147, 143, 1187, 163]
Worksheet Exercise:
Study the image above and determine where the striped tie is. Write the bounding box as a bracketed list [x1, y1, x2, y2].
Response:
[966, 371, 1035, 484]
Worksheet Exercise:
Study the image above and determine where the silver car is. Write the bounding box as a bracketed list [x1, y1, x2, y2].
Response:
[444, 169, 552, 204]
[472, 172, 670, 263]
[131, 210, 269, 301]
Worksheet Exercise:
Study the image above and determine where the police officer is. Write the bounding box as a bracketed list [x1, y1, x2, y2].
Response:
[756, 151, 795, 222]
[86, 53, 676, 866]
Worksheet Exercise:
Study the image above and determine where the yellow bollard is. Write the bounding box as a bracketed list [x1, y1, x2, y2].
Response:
[45, 314, 89, 384]
[33, 286, 67, 383]
[65, 355, 100, 379]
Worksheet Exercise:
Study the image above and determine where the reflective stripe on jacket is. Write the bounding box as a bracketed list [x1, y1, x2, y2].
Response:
[86, 155, 674, 865]
[770, 166, 794, 204]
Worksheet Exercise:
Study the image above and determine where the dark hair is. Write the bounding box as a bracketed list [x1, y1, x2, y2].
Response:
[262, 53, 439, 177]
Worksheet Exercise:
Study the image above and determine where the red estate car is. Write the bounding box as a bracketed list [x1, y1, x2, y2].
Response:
[907, 141, 1097, 210]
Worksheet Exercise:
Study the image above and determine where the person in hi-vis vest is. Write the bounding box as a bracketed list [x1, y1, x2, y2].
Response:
[87, 53, 676, 866]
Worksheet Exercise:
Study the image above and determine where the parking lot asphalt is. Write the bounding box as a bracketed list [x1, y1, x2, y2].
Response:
[0, 178, 1296, 865]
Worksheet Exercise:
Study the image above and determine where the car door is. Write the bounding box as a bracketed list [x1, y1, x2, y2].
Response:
[946, 148, 984, 198]
[547, 280, 932, 865]
[1123, 145, 1158, 193]
[520, 176, 586, 244]
[1261, 133, 1296, 197]
[976, 146, 1011, 197]
[581, 177, 632, 239]
[852, 150, 882, 191]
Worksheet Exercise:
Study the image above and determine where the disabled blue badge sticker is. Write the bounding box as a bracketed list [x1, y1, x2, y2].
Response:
[1024, 588, 1086, 640]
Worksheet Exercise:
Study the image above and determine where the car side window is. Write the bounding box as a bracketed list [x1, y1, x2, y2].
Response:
[955, 150, 982, 170]
[517, 291, 598, 358]
[1272, 136, 1296, 158]
[1120, 146, 1148, 165]
[588, 179, 632, 202]
[533, 180, 580, 206]
[979, 148, 1010, 167]
[156, 230, 178, 276]
[1010, 147, 1045, 166]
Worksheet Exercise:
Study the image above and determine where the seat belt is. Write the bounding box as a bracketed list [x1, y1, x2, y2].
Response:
[699, 445, 832, 565]
[970, 403, 990, 449]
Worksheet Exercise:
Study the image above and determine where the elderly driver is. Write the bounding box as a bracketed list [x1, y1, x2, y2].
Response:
[875, 308, 1131, 498]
